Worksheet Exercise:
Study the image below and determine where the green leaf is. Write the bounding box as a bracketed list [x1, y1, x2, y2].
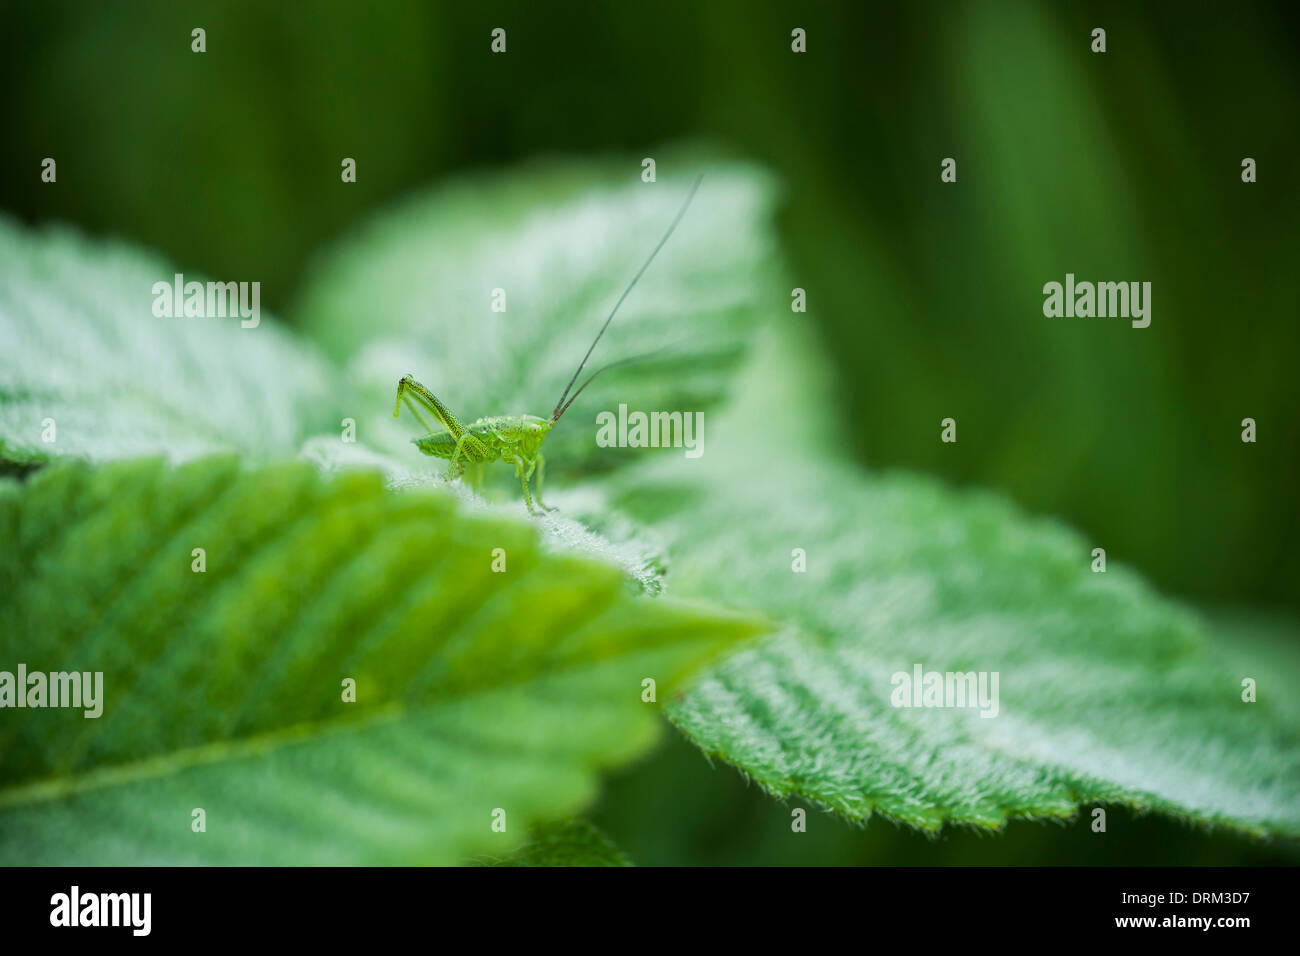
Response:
[593, 335, 1300, 838]
[473, 819, 633, 867]
[0, 458, 762, 864]
[0, 216, 341, 466]
[292, 153, 786, 478]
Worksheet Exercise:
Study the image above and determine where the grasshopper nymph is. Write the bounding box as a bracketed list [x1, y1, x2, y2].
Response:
[394, 175, 703, 515]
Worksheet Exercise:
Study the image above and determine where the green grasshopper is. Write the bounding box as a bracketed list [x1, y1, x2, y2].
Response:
[394, 175, 702, 514]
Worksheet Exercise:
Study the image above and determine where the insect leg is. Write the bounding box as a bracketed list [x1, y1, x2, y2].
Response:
[531, 454, 557, 512]
[448, 431, 489, 480]
[394, 376, 466, 439]
[400, 394, 438, 434]
[513, 459, 539, 515]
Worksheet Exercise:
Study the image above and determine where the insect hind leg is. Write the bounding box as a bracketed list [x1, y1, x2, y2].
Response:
[448, 431, 492, 482]
[449, 432, 474, 479]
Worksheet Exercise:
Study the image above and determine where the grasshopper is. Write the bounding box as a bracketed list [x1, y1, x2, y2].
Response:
[394, 175, 702, 514]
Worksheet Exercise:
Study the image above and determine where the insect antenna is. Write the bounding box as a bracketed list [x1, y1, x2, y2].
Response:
[550, 348, 668, 423]
[550, 174, 704, 423]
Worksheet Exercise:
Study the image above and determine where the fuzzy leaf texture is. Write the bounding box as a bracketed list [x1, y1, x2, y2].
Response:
[292, 151, 786, 477]
[0, 216, 342, 466]
[0, 459, 761, 864]
[595, 331, 1300, 838]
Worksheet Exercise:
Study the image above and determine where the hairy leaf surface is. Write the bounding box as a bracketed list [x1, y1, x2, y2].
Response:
[595, 338, 1300, 837]
[0, 217, 341, 465]
[292, 153, 785, 477]
[0, 459, 760, 864]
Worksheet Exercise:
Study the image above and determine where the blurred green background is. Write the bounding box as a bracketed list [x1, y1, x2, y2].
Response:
[4, 0, 1296, 864]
